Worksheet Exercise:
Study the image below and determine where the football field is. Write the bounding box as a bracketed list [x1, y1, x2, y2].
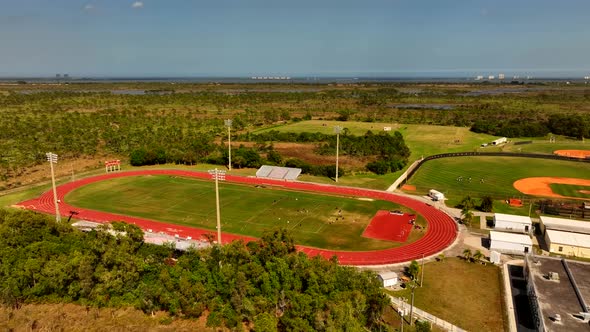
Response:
[66, 175, 423, 250]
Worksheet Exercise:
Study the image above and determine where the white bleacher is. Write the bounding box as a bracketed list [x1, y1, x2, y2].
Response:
[256, 165, 302, 181]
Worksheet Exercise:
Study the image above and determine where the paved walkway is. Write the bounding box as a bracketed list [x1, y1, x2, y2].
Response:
[388, 295, 467, 331]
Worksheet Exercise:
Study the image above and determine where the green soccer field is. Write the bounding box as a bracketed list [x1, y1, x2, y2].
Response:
[65, 175, 425, 251]
[406, 156, 590, 202]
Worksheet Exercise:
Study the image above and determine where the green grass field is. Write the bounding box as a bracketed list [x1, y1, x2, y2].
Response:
[549, 183, 590, 199]
[65, 175, 426, 251]
[406, 156, 590, 203]
[390, 258, 505, 332]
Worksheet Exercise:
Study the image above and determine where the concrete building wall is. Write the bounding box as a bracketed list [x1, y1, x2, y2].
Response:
[490, 239, 531, 255]
[495, 220, 531, 234]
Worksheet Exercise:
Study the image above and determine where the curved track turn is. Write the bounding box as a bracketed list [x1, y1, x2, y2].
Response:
[18, 170, 458, 265]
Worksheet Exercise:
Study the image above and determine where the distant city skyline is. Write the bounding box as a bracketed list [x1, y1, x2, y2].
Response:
[0, 0, 589, 77]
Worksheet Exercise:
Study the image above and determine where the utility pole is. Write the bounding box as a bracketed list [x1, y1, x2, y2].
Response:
[410, 284, 416, 326]
[224, 119, 232, 170]
[46, 152, 61, 222]
[420, 253, 425, 287]
[209, 168, 225, 245]
[400, 298, 406, 332]
[334, 126, 342, 182]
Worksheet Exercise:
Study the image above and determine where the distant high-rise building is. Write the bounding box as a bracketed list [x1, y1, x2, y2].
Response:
[56, 74, 62, 78]
[64, 74, 69, 78]
[475, 75, 484, 80]
[498, 73, 505, 80]
[488, 75, 495, 80]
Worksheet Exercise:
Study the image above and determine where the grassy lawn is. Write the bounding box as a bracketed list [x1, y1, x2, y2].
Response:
[549, 183, 590, 199]
[406, 156, 590, 201]
[501, 140, 590, 154]
[390, 257, 504, 332]
[65, 175, 426, 251]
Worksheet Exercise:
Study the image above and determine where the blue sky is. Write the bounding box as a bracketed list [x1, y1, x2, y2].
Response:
[0, 0, 589, 77]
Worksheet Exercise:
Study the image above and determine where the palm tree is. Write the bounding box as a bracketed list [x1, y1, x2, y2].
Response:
[461, 207, 473, 226]
[473, 250, 484, 263]
[463, 248, 472, 262]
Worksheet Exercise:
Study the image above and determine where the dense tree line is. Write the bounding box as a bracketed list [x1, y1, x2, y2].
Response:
[0, 209, 389, 331]
[2, 85, 589, 185]
[245, 130, 410, 175]
[471, 113, 590, 138]
[317, 131, 410, 174]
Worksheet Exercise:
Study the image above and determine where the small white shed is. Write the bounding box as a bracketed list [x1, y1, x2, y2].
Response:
[489, 231, 532, 255]
[378, 272, 398, 288]
[493, 213, 532, 234]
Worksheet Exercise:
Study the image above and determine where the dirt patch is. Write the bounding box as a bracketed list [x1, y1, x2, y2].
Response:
[232, 141, 370, 168]
[401, 184, 416, 191]
[513, 177, 590, 198]
[579, 190, 590, 195]
[0, 303, 212, 331]
[0, 155, 111, 190]
[554, 149, 590, 159]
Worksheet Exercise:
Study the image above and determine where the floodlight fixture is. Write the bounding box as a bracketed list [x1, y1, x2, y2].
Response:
[224, 119, 233, 170]
[208, 168, 226, 244]
[334, 126, 343, 182]
[46, 152, 61, 222]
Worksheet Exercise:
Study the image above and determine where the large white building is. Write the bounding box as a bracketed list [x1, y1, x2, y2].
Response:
[545, 230, 590, 258]
[540, 216, 590, 258]
[489, 231, 532, 255]
[539, 215, 590, 235]
[493, 213, 532, 234]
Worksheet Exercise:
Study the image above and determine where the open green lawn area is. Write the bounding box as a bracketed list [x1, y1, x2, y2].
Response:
[65, 175, 426, 251]
[256, 120, 499, 161]
[549, 183, 590, 199]
[407, 156, 590, 202]
[390, 258, 504, 332]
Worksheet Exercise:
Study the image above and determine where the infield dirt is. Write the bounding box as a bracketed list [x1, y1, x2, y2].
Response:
[513, 177, 590, 198]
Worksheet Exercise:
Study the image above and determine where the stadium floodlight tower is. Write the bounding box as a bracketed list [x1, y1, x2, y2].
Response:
[208, 168, 226, 245]
[46, 152, 61, 222]
[334, 126, 342, 182]
[224, 119, 233, 171]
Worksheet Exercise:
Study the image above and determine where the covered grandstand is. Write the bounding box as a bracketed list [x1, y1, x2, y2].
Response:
[256, 165, 302, 181]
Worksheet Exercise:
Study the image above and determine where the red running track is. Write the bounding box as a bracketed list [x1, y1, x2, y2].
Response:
[18, 170, 458, 265]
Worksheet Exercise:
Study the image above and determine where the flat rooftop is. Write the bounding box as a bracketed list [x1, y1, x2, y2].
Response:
[547, 230, 590, 248]
[527, 256, 590, 331]
[541, 216, 590, 235]
[490, 230, 532, 245]
[494, 213, 532, 224]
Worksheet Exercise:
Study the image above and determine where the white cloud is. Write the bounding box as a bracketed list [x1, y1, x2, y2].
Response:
[131, 1, 144, 9]
[84, 4, 94, 11]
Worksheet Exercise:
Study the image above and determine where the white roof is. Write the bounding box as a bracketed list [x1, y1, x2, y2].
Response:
[490, 231, 532, 245]
[540, 216, 590, 235]
[494, 213, 532, 225]
[546, 230, 590, 248]
[378, 272, 398, 280]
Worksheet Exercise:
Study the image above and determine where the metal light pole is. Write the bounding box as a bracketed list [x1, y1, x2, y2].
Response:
[224, 119, 232, 171]
[420, 253, 425, 287]
[46, 152, 61, 222]
[208, 168, 226, 245]
[400, 298, 407, 332]
[409, 283, 417, 326]
[334, 126, 342, 182]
